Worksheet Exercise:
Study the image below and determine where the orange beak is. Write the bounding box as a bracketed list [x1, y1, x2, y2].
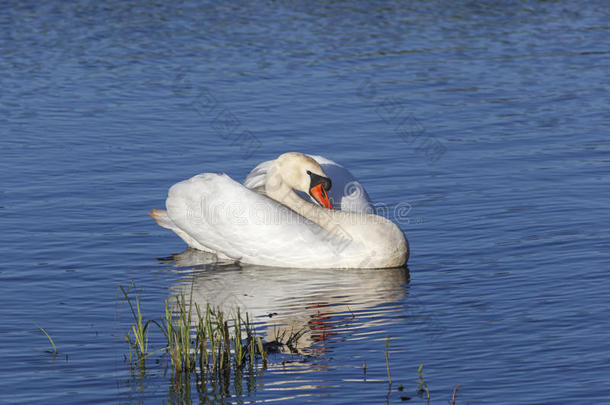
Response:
[310, 183, 333, 209]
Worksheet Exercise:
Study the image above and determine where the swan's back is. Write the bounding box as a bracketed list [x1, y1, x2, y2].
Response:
[165, 173, 371, 268]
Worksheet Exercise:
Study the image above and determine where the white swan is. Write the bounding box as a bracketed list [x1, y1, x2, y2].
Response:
[150, 152, 408, 268]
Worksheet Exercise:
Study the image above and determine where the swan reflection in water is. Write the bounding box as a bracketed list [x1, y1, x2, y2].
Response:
[163, 248, 410, 357]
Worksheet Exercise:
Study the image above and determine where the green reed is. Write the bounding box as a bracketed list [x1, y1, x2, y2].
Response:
[385, 337, 392, 385]
[417, 362, 430, 402]
[120, 283, 269, 377]
[37, 325, 58, 355]
[120, 282, 152, 365]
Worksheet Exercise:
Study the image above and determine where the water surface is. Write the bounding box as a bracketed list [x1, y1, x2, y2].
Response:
[1, 1, 609, 403]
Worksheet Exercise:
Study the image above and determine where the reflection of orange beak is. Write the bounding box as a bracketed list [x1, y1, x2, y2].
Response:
[310, 184, 333, 209]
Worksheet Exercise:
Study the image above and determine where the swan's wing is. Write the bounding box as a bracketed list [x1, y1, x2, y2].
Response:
[165, 173, 362, 268]
[243, 159, 273, 189]
[243, 155, 373, 214]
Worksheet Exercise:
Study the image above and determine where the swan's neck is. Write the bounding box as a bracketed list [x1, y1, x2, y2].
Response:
[264, 167, 338, 231]
[264, 169, 407, 267]
[266, 180, 330, 227]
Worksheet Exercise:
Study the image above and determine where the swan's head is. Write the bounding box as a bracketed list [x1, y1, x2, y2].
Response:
[268, 152, 333, 209]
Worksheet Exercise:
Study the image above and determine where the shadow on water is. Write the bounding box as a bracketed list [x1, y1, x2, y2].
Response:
[165, 249, 410, 356]
[125, 248, 413, 402]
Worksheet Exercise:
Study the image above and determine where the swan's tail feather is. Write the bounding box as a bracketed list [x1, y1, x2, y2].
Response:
[148, 208, 226, 255]
[148, 209, 175, 229]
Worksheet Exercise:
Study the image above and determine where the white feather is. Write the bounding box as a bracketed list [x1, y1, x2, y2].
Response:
[151, 153, 408, 268]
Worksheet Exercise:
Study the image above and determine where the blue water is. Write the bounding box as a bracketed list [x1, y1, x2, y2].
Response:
[2, 1, 609, 403]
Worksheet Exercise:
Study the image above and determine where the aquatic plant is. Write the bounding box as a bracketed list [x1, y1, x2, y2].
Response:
[417, 362, 430, 402]
[451, 384, 463, 405]
[385, 337, 392, 385]
[37, 325, 58, 355]
[160, 292, 197, 372]
[272, 325, 307, 354]
[119, 283, 152, 365]
[119, 283, 269, 378]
